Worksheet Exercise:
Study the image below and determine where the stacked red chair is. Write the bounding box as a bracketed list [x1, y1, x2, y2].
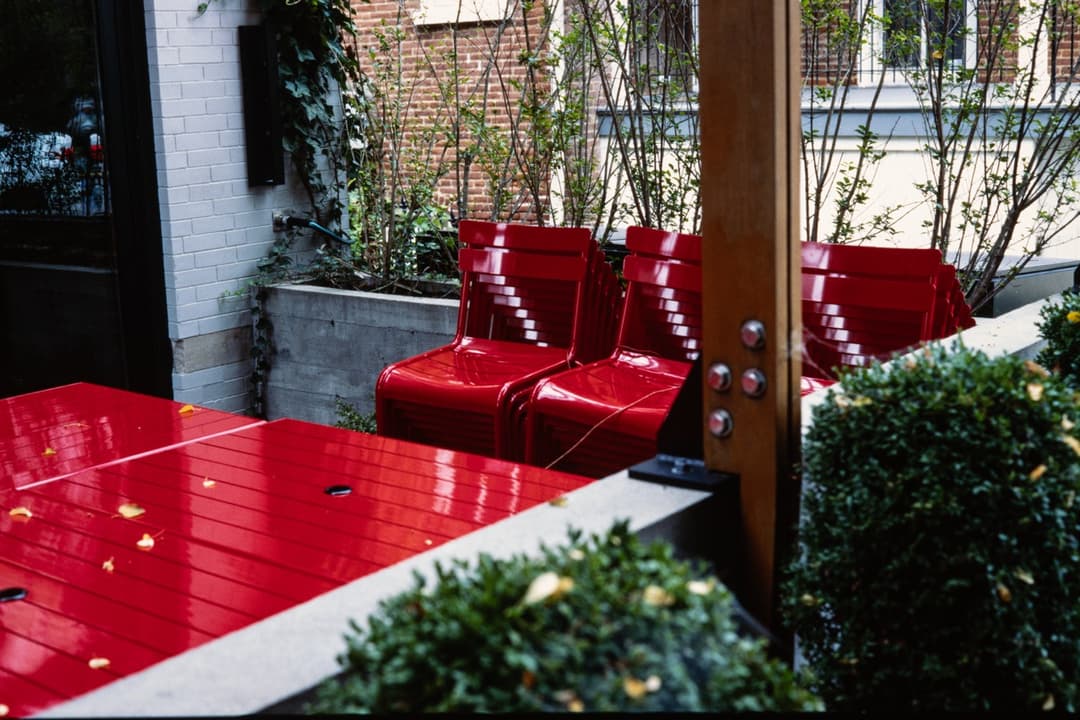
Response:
[932, 263, 976, 336]
[376, 220, 617, 459]
[525, 226, 701, 478]
[800, 242, 966, 389]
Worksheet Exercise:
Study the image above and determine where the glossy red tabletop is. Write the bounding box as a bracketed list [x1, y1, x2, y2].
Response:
[0, 383, 263, 492]
[0, 417, 592, 716]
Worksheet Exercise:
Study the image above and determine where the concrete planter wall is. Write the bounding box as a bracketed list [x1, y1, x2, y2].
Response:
[261, 283, 457, 425]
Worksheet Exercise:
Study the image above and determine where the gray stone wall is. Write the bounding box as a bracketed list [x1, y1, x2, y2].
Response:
[262, 283, 457, 425]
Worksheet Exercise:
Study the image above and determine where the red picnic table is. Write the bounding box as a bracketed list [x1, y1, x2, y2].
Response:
[0, 383, 591, 716]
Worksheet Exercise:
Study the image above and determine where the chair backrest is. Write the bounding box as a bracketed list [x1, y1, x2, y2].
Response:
[455, 220, 594, 351]
[800, 242, 942, 378]
[616, 226, 703, 361]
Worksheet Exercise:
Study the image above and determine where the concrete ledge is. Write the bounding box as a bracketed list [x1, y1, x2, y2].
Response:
[262, 283, 457, 424]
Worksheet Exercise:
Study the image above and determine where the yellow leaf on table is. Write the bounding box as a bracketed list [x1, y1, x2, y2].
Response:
[102, 557, 115, 573]
[202, 477, 216, 488]
[9, 507, 32, 520]
[548, 496, 568, 508]
[88, 657, 110, 670]
[117, 503, 145, 519]
[623, 677, 647, 700]
[642, 584, 675, 607]
[0, 702, 9, 717]
[178, 404, 195, 415]
[42, 447, 56, 457]
[136, 533, 156, 551]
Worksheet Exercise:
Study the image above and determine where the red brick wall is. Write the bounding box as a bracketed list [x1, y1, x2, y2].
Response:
[801, 0, 858, 86]
[1050, 1, 1080, 83]
[349, 0, 550, 223]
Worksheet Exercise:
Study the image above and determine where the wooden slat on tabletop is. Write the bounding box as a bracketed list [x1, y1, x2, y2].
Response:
[0, 382, 261, 490]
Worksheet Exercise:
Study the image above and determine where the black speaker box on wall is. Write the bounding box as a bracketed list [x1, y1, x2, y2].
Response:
[238, 23, 284, 186]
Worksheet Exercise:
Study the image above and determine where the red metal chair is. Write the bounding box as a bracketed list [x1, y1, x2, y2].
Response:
[376, 220, 604, 459]
[800, 242, 944, 382]
[524, 226, 701, 478]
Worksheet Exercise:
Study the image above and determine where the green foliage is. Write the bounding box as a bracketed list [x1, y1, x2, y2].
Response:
[800, 0, 898, 246]
[1037, 291, 1080, 386]
[333, 397, 376, 434]
[786, 342, 1080, 711]
[198, 0, 359, 230]
[311, 522, 821, 713]
[804, 0, 1080, 310]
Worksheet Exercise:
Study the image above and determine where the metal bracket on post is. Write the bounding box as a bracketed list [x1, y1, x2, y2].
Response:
[628, 355, 739, 492]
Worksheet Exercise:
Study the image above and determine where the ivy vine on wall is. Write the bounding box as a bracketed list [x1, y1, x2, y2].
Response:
[195, 0, 361, 416]
[196, 0, 360, 228]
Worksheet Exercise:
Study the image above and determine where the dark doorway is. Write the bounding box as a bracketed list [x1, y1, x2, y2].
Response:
[0, 0, 170, 398]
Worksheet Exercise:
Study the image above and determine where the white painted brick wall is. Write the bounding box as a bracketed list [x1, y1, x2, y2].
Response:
[146, 0, 310, 412]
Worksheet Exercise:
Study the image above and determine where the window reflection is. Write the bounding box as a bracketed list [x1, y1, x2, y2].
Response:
[0, 0, 108, 216]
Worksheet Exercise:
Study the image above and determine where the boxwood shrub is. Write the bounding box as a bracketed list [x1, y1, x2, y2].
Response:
[310, 522, 821, 713]
[1037, 290, 1080, 386]
[786, 342, 1080, 711]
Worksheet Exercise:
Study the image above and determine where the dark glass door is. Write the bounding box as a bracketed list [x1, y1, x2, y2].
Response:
[0, 0, 170, 398]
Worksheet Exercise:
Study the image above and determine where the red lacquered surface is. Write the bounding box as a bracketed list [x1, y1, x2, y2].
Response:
[800, 242, 943, 380]
[0, 382, 262, 491]
[376, 220, 607, 459]
[0, 417, 591, 716]
[525, 227, 702, 477]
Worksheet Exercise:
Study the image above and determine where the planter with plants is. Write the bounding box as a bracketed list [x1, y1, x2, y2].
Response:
[309, 521, 821, 713]
[786, 342, 1080, 711]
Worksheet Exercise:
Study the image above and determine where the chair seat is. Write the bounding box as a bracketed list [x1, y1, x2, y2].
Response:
[530, 350, 690, 438]
[379, 338, 571, 413]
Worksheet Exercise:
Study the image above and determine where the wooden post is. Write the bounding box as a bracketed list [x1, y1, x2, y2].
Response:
[698, 1, 801, 629]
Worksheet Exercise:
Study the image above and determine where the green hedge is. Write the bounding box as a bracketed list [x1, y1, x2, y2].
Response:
[311, 522, 820, 713]
[1037, 290, 1080, 387]
[786, 342, 1080, 711]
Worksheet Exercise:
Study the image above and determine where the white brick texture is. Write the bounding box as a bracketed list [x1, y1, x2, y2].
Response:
[146, 0, 308, 410]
